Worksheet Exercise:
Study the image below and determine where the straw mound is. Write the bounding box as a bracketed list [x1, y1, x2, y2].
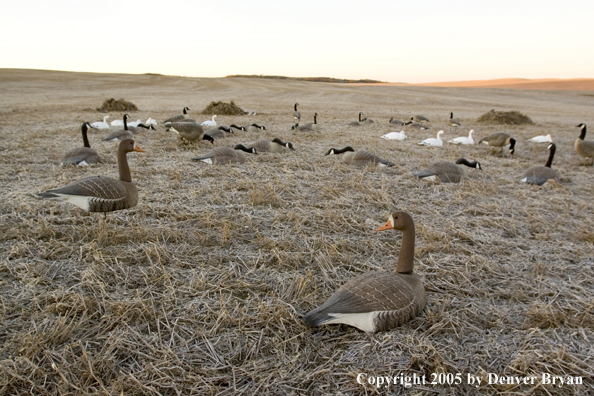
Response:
[477, 110, 534, 125]
[201, 100, 245, 115]
[97, 98, 138, 112]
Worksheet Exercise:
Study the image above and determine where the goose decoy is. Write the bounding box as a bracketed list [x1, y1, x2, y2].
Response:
[205, 126, 233, 139]
[251, 138, 295, 153]
[380, 131, 407, 140]
[521, 143, 559, 185]
[146, 117, 158, 126]
[229, 124, 247, 131]
[167, 122, 214, 143]
[325, 146, 394, 167]
[479, 132, 516, 155]
[448, 112, 461, 128]
[414, 158, 481, 183]
[448, 130, 475, 145]
[90, 115, 110, 130]
[244, 123, 266, 133]
[61, 122, 101, 166]
[389, 118, 405, 126]
[127, 119, 143, 127]
[111, 119, 123, 127]
[527, 134, 552, 143]
[575, 123, 594, 164]
[405, 119, 430, 130]
[413, 114, 430, 123]
[301, 112, 321, 131]
[347, 112, 364, 127]
[102, 114, 144, 141]
[419, 131, 445, 146]
[293, 103, 301, 122]
[302, 211, 425, 333]
[191, 144, 257, 165]
[291, 122, 315, 132]
[36, 139, 144, 213]
[163, 107, 191, 124]
[362, 115, 375, 123]
[201, 115, 217, 128]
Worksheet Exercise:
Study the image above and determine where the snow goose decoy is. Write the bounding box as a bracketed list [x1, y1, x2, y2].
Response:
[479, 132, 516, 155]
[201, 115, 217, 128]
[167, 122, 214, 143]
[146, 117, 157, 126]
[381, 131, 407, 141]
[419, 131, 445, 147]
[191, 144, 257, 165]
[302, 211, 426, 333]
[293, 103, 301, 122]
[347, 112, 365, 127]
[325, 146, 394, 167]
[521, 143, 559, 185]
[251, 138, 295, 153]
[575, 123, 594, 165]
[527, 134, 552, 143]
[61, 122, 101, 166]
[90, 116, 110, 130]
[111, 119, 123, 127]
[163, 107, 191, 124]
[414, 158, 481, 183]
[448, 130, 475, 145]
[37, 139, 144, 214]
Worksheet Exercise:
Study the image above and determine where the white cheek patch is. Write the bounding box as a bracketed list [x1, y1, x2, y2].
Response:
[77, 161, 89, 166]
[379, 163, 389, 167]
[201, 158, 213, 165]
[424, 175, 439, 182]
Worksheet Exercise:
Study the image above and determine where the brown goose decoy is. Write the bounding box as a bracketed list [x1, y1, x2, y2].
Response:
[347, 112, 364, 127]
[414, 158, 482, 183]
[521, 143, 560, 185]
[191, 144, 257, 165]
[36, 139, 144, 213]
[293, 103, 301, 122]
[302, 211, 426, 333]
[167, 121, 214, 143]
[251, 138, 295, 153]
[479, 132, 516, 155]
[575, 123, 594, 165]
[325, 146, 394, 167]
[61, 122, 101, 166]
[163, 106, 191, 124]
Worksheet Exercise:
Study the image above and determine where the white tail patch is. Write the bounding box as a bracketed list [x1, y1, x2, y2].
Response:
[324, 312, 378, 333]
[200, 158, 213, 165]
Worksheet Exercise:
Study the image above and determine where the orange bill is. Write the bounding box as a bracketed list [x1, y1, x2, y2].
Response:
[376, 220, 393, 231]
[134, 145, 146, 152]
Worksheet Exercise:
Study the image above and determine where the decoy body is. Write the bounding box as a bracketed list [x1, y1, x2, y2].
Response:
[91, 116, 110, 130]
[61, 122, 101, 166]
[251, 138, 295, 153]
[347, 112, 364, 127]
[575, 123, 594, 164]
[163, 107, 191, 124]
[413, 114, 430, 123]
[244, 123, 266, 133]
[381, 131, 407, 140]
[167, 122, 214, 143]
[479, 132, 516, 155]
[414, 158, 481, 183]
[521, 143, 559, 185]
[389, 118, 405, 126]
[301, 112, 321, 131]
[302, 211, 426, 333]
[419, 131, 445, 146]
[192, 144, 257, 165]
[201, 115, 217, 127]
[405, 119, 430, 130]
[448, 130, 475, 145]
[205, 126, 233, 139]
[293, 103, 301, 122]
[528, 134, 552, 143]
[325, 146, 394, 166]
[37, 139, 144, 213]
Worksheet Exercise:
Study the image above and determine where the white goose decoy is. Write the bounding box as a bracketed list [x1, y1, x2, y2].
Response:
[381, 131, 407, 141]
[528, 134, 553, 143]
[146, 117, 157, 126]
[201, 115, 217, 128]
[111, 119, 123, 127]
[91, 116, 110, 130]
[127, 119, 143, 128]
[419, 131, 445, 147]
[448, 130, 475, 145]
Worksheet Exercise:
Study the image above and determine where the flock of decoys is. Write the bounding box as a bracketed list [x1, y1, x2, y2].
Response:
[34, 103, 594, 333]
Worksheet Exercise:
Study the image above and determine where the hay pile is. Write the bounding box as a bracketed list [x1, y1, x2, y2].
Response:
[96, 98, 138, 112]
[477, 110, 534, 125]
[201, 100, 245, 115]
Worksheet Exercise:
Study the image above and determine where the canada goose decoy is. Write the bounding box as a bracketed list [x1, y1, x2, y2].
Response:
[449, 112, 461, 128]
[381, 131, 407, 140]
[251, 138, 295, 153]
[405, 119, 430, 130]
[229, 124, 247, 131]
[302, 211, 426, 333]
[291, 122, 315, 132]
[528, 134, 552, 143]
[347, 112, 364, 127]
[414, 158, 481, 183]
[61, 122, 101, 166]
[575, 124, 594, 164]
[362, 115, 375, 123]
[90, 115, 110, 130]
[163, 107, 191, 124]
[448, 130, 475, 145]
[191, 144, 257, 165]
[102, 114, 145, 141]
[205, 126, 233, 139]
[293, 103, 301, 122]
[167, 122, 214, 143]
[325, 146, 394, 167]
[419, 131, 445, 147]
[521, 143, 559, 185]
[201, 115, 217, 127]
[301, 112, 321, 131]
[479, 132, 516, 155]
[389, 118, 405, 126]
[413, 114, 430, 123]
[36, 139, 144, 213]
[244, 123, 266, 133]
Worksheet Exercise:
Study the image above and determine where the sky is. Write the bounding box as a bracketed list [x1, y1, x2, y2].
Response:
[1, 0, 593, 83]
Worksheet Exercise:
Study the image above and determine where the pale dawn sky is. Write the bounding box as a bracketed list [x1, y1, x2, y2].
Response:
[1, 0, 593, 83]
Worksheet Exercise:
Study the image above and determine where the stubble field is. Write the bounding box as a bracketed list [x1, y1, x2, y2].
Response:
[0, 69, 593, 395]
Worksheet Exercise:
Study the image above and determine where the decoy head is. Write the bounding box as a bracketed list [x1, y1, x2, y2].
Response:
[203, 134, 215, 144]
[120, 139, 145, 153]
[509, 138, 517, 155]
[376, 211, 414, 232]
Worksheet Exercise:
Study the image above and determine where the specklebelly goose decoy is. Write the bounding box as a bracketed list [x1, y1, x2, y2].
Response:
[61, 122, 101, 166]
[191, 144, 257, 165]
[90, 115, 110, 130]
[293, 103, 301, 122]
[479, 132, 516, 155]
[37, 139, 144, 213]
[302, 211, 426, 333]
[419, 130, 445, 146]
[414, 158, 481, 183]
[575, 123, 594, 165]
[163, 107, 191, 124]
[251, 138, 295, 153]
[528, 133, 552, 143]
[381, 131, 407, 140]
[167, 122, 214, 143]
[325, 146, 394, 167]
[448, 130, 475, 145]
[521, 143, 559, 185]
